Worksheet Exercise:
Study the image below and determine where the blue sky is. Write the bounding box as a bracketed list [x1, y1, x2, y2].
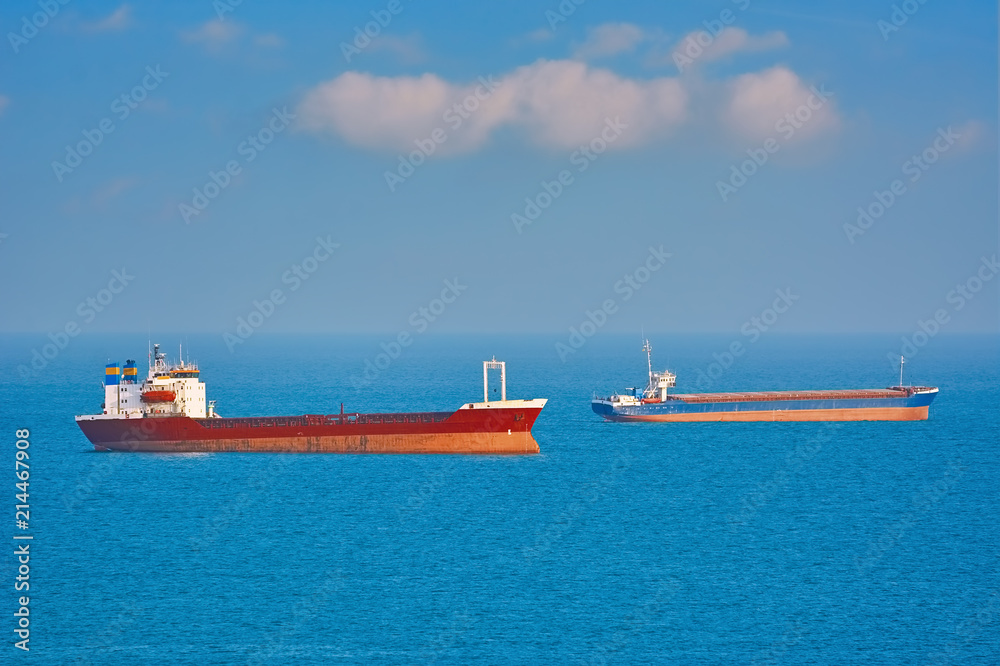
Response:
[0, 0, 996, 338]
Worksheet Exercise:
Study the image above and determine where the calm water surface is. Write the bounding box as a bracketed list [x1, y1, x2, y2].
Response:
[1, 333, 997, 664]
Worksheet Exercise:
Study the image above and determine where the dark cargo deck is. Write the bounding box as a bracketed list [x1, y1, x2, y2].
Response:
[670, 387, 935, 404]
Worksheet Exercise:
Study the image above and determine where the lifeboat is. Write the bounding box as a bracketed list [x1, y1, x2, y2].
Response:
[640, 397, 662, 404]
[141, 390, 176, 403]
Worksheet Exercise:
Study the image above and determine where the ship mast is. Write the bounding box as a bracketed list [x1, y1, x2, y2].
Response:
[899, 355, 905, 388]
[643, 339, 653, 384]
[483, 357, 506, 403]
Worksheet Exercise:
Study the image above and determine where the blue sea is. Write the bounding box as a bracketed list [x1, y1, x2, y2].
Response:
[2, 333, 998, 664]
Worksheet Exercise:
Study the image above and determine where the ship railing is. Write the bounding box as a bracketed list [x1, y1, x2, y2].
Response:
[198, 412, 453, 428]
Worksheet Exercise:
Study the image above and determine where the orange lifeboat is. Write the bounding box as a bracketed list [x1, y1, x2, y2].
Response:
[141, 390, 176, 403]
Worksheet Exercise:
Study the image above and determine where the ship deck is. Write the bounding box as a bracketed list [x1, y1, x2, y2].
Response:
[669, 387, 936, 404]
[194, 412, 454, 429]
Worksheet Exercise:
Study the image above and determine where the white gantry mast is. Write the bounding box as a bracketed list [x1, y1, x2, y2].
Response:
[484, 357, 506, 403]
[643, 339, 653, 385]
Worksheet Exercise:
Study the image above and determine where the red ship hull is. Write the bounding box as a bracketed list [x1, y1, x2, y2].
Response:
[76, 404, 544, 454]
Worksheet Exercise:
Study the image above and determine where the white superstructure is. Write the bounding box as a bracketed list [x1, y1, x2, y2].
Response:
[594, 339, 676, 407]
[99, 343, 210, 419]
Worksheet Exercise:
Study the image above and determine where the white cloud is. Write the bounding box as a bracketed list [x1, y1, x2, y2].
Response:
[666, 27, 788, 68]
[181, 19, 244, 51]
[298, 59, 688, 153]
[723, 66, 838, 142]
[80, 4, 133, 33]
[573, 23, 649, 60]
[506, 60, 687, 149]
[300, 72, 458, 151]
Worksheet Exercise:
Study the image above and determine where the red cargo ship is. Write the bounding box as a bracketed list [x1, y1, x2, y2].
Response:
[75, 345, 546, 454]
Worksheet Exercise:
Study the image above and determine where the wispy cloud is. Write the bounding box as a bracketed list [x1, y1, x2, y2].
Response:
[93, 177, 139, 206]
[253, 33, 284, 48]
[522, 28, 555, 44]
[572, 22, 650, 60]
[79, 4, 133, 33]
[181, 19, 244, 52]
[181, 19, 284, 54]
[701, 28, 788, 61]
[571, 23, 787, 72]
[63, 177, 140, 214]
[368, 33, 426, 64]
[652, 27, 788, 69]
[949, 120, 990, 155]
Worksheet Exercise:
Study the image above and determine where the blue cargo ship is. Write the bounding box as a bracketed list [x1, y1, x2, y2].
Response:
[592, 341, 938, 422]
